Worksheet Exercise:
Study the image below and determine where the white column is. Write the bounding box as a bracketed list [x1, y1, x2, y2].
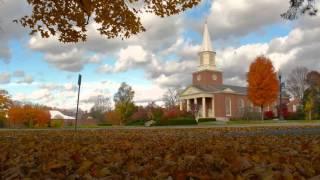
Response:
[194, 98, 198, 105]
[179, 100, 183, 111]
[212, 96, 215, 118]
[187, 99, 190, 112]
[202, 97, 206, 118]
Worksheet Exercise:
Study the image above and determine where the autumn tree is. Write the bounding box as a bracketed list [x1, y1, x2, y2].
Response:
[286, 67, 309, 101]
[282, 0, 318, 20]
[0, 89, 11, 127]
[163, 87, 181, 109]
[105, 110, 122, 125]
[16, 0, 201, 43]
[114, 82, 136, 125]
[247, 56, 279, 120]
[8, 104, 50, 128]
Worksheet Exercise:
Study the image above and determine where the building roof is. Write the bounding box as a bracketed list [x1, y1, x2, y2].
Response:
[192, 84, 247, 95]
[49, 110, 75, 120]
[201, 22, 213, 52]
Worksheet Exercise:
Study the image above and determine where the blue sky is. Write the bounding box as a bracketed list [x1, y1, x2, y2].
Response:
[0, 0, 319, 110]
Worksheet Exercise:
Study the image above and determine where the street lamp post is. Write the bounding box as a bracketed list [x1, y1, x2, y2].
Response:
[278, 73, 283, 120]
[75, 74, 82, 131]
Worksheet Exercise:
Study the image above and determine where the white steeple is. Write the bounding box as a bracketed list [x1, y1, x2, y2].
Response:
[198, 21, 217, 71]
[201, 22, 213, 52]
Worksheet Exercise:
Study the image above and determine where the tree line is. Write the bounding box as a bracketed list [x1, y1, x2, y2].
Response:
[247, 56, 320, 120]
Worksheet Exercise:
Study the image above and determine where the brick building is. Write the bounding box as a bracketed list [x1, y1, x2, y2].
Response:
[179, 23, 278, 121]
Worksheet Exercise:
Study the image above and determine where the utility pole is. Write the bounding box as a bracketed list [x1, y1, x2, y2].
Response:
[75, 74, 82, 131]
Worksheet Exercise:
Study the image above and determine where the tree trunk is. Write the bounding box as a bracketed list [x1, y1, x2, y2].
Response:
[309, 111, 312, 120]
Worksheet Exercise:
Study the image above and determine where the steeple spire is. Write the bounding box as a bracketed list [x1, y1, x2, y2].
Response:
[201, 21, 213, 52]
[198, 21, 217, 71]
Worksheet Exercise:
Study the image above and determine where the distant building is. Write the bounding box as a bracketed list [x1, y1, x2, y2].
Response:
[49, 110, 75, 120]
[179, 23, 279, 121]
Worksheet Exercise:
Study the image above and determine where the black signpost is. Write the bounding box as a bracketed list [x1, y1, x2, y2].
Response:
[75, 74, 82, 131]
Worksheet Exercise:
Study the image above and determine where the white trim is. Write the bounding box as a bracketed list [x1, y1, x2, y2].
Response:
[202, 97, 206, 118]
[212, 96, 215, 117]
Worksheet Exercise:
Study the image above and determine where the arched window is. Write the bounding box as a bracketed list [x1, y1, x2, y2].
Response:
[225, 97, 232, 116]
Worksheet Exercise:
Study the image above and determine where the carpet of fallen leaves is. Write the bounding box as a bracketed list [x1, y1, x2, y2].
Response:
[1, 126, 320, 179]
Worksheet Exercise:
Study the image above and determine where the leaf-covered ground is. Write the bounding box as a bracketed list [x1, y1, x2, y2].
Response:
[1, 126, 320, 179]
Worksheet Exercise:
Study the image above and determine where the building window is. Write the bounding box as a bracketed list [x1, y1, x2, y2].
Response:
[238, 98, 244, 114]
[293, 105, 297, 112]
[225, 97, 232, 116]
[212, 74, 217, 80]
[197, 75, 201, 81]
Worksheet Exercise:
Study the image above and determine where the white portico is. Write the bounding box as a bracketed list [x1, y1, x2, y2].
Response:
[179, 86, 215, 119]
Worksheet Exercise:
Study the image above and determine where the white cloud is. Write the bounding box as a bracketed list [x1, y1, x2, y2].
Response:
[0, 0, 30, 63]
[17, 75, 34, 84]
[44, 48, 88, 72]
[207, 0, 289, 40]
[0, 72, 11, 84]
[114, 45, 148, 72]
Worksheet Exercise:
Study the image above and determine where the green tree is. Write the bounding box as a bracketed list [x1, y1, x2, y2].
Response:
[303, 71, 320, 120]
[114, 82, 136, 125]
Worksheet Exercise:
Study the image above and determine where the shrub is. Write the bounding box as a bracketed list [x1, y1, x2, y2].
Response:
[162, 108, 193, 121]
[51, 119, 64, 128]
[147, 106, 164, 123]
[8, 105, 50, 128]
[241, 107, 262, 120]
[264, 111, 275, 120]
[157, 117, 197, 126]
[126, 120, 145, 126]
[130, 107, 148, 122]
[97, 122, 112, 126]
[0, 112, 6, 128]
[286, 109, 305, 120]
[198, 118, 216, 123]
[105, 111, 122, 125]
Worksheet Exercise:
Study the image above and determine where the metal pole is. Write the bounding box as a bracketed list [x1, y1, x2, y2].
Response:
[279, 73, 283, 120]
[75, 74, 82, 131]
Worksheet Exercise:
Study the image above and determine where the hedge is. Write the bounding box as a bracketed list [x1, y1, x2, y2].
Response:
[50, 119, 64, 128]
[197, 118, 216, 123]
[157, 117, 197, 126]
[126, 120, 145, 126]
[97, 123, 113, 126]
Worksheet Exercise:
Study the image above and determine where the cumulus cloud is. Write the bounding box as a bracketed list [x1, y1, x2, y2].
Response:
[27, 13, 183, 72]
[0, 0, 30, 63]
[206, 0, 288, 40]
[44, 48, 89, 72]
[17, 75, 34, 84]
[13, 70, 25, 77]
[0, 72, 11, 84]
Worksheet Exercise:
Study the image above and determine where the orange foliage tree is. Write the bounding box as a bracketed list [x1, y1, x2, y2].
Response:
[247, 56, 279, 120]
[8, 105, 50, 128]
[105, 110, 122, 125]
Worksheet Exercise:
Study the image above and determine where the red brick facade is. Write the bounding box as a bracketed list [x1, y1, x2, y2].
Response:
[192, 70, 223, 86]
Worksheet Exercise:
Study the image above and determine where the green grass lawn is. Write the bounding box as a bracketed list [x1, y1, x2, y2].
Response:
[198, 120, 320, 126]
